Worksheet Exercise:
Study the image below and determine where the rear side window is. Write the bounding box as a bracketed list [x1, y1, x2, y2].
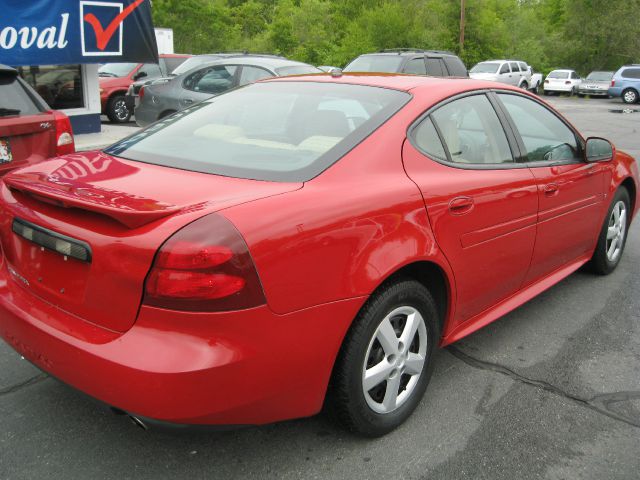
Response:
[164, 56, 189, 74]
[425, 58, 445, 76]
[412, 117, 446, 160]
[184, 65, 237, 94]
[404, 58, 427, 75]
[519, 62, 528, 72]
[427, 94, 513, 165]
[105, 82, 411, 182]
[0, 75, 42, 115]
[497, 93, 579, 162]
[621, 68, 640, 79]
[443, 57, 467, 76]
[510, 62, 520, 72]
[238, 66, 273, 86]
[499, 64, 510, 74]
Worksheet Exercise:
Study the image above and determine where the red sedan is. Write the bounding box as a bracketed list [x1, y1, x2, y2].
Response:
[0, 74, 637, 436]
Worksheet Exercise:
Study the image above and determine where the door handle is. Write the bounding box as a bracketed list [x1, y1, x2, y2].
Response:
[449, 196, 474, 215]
[543, 183, 559, 196]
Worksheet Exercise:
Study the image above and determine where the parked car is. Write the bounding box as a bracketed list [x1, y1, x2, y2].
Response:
[99, 54, 191, 123]
[0, 73, 636, 437]
[317, 65, 341, 73]
[125, 53, 262, 113]
[343, 49, 468, 77]
[577, 71, 614, 97]
[134, 56, 321, 127]
[0, 64, 74, 176]
[469, 60, 533, 89]
[530, 71, 544, 93]
[609, 65, 640, 104]
[543, 69, 582, 95]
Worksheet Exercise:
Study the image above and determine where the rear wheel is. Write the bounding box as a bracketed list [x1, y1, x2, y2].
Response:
[520, 81, 529, 90]
[107, 94, 131, 123]
[328, 279, 439, 437]
[590, 188, 630, 275]
[622, 88, 639, 104]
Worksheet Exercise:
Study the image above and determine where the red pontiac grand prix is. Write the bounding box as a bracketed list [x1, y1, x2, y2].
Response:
[0, 74, 637, 436]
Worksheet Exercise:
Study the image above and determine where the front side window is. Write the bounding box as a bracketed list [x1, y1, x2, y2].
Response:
[404, 58, 427, 75]
[17, 64, 84, 110]
[184, 65, 237, 94]
[238, 66, 273, 86]
[105, 82, 410, 182]
[427, 94, 513, 165]
[497, 93, 579, 162]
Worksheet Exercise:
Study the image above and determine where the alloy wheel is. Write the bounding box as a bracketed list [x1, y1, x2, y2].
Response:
[623, 90, 638, 104]
[606, 200, 627, 262]
[362, 306, 427, 414]
[114, 99, 129, 121]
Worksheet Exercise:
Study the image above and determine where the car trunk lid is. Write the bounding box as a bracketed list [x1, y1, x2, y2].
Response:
[0, 152, 301, 332]
[0, 112, 58, 175]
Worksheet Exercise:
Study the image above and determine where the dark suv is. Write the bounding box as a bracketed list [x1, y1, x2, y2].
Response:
[343, 49, 468, 77]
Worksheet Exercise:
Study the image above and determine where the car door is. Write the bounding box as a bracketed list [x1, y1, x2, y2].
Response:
[180, 64, 239, 108]
[509, 62, 522, 86]
[494, 92, 605, 285]
[403, 92, 538, 324]
[497, 62, 512, 85]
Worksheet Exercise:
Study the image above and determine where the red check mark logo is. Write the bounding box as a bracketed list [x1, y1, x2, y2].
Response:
[83, 0, 145, 51]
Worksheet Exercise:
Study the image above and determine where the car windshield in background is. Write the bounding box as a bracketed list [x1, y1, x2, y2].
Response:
[548, 71, 569, 79]
[343, 55, 404, 73]
[470, 62, 500, 74]
[586, 71, 613, 81]
[105, 82, 410, 182]
[276, 65, 322, 76]
[98, 63, 138, 78]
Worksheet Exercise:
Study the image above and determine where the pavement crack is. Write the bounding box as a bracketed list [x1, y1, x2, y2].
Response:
[0, 373, 48, 397]
[447, 346, 640, 429]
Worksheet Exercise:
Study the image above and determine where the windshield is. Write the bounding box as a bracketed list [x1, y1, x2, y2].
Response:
[547, 71, 569, 79]
[105, 82, 410, 182]
[586, 71, 613, 81]
[343, 55, 404, 73]
[171, 56, 221, 76]
[470, 62, 500, 74]
[98, 63, 138, 78]
[276, 65, 322, 76]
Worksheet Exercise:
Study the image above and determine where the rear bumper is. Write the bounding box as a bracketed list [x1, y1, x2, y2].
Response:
[608, 87, 624, 97]
[0, 262, 363, 425]
[577, 87, 608, 96]
[544, 84, 574, 93]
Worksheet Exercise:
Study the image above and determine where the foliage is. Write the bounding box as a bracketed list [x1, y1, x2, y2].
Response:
[150, 0, 640, 74]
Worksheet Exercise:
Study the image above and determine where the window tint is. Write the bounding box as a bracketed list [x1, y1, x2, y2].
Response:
[499, 64, 510, 74]
[238, 66, 273, 86]
[430, 95, 513, 164]
[443, 56, 467, 76]
[0, 75, 41, 115]
[621, 68, 640, 79]
[519, 62, 528, 72]
[497, 93, 579, 162]
[404, 58, 427, 75]
[425, 58, 445, 76]
[471, 62, 500, 74]
[163, 57, 189, 75]
[570, 71, 579, 79]
[510, 62, 520, 72]
[184, 65, 237, 94]
[137, 63, 162, 79]
[547, 71, 569, 79]
[413, 117, 446, 160]
[105, 82, 410, 182]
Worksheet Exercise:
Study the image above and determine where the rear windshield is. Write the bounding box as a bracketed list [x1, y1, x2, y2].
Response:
[343, 55, 404, 73]
[105, 82, 411, 182]
[586, 71, 613, 81]
[164, 56, 189, 74]
[547, 71, 569, 79]
[0, 75, 42, 116]
[276, 65, 322, 76]
[470, 62, 500, 74]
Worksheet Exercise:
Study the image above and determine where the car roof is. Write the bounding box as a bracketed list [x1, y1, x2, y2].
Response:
[549, 69, 575, 73]
[482, 59, 527, 63]
[359, 49, 456, 57]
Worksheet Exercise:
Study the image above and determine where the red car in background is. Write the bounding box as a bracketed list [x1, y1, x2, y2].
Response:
[99, 54, 190, 123]
[0, 74, 637, 436]
[0, 64, 74, 176]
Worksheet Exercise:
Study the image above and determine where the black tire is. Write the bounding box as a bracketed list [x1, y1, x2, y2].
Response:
[589, 187, 631, 275]
[577, 93, 585, 98]
[520, 81, 529, 90]
[622, 88, 639, 104]
[327, 279, 440, 437]
[106, 94, 131, 123]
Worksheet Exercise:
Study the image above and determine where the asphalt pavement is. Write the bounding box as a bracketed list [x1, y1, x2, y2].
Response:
[0, 95, 639, 480]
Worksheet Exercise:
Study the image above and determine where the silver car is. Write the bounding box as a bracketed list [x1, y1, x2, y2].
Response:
[469, 60, 533, 90]
[577, 71, 614, 97]
[135, 56, 321, 127]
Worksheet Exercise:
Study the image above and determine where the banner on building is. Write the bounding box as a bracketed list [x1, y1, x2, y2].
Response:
[0, 0, 158, 66]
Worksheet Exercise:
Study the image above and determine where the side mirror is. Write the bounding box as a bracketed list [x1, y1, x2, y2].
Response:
[133, 71, 148, 81]
[585, 137, 614, 162]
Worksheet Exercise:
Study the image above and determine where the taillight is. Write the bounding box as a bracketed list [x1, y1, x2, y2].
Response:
[139, 86, 145, 102]
[611, 80, 615, 87]
[143, 213, 266, 312]
[52, 110, 75, 156]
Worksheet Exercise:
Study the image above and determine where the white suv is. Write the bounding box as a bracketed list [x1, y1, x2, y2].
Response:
[469, 60, 532, 89]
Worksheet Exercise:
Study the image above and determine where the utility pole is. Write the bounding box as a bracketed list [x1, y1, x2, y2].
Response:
[459, 0, 465, 52]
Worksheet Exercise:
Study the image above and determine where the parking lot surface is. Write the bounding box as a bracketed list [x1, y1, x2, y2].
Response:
[1, 95, 639, 480]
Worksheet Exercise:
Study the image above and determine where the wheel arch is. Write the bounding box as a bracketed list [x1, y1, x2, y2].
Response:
[620, 176, 636, 215]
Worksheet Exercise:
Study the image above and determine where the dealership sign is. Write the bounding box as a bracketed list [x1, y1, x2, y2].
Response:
[0, 0, 158, 66]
